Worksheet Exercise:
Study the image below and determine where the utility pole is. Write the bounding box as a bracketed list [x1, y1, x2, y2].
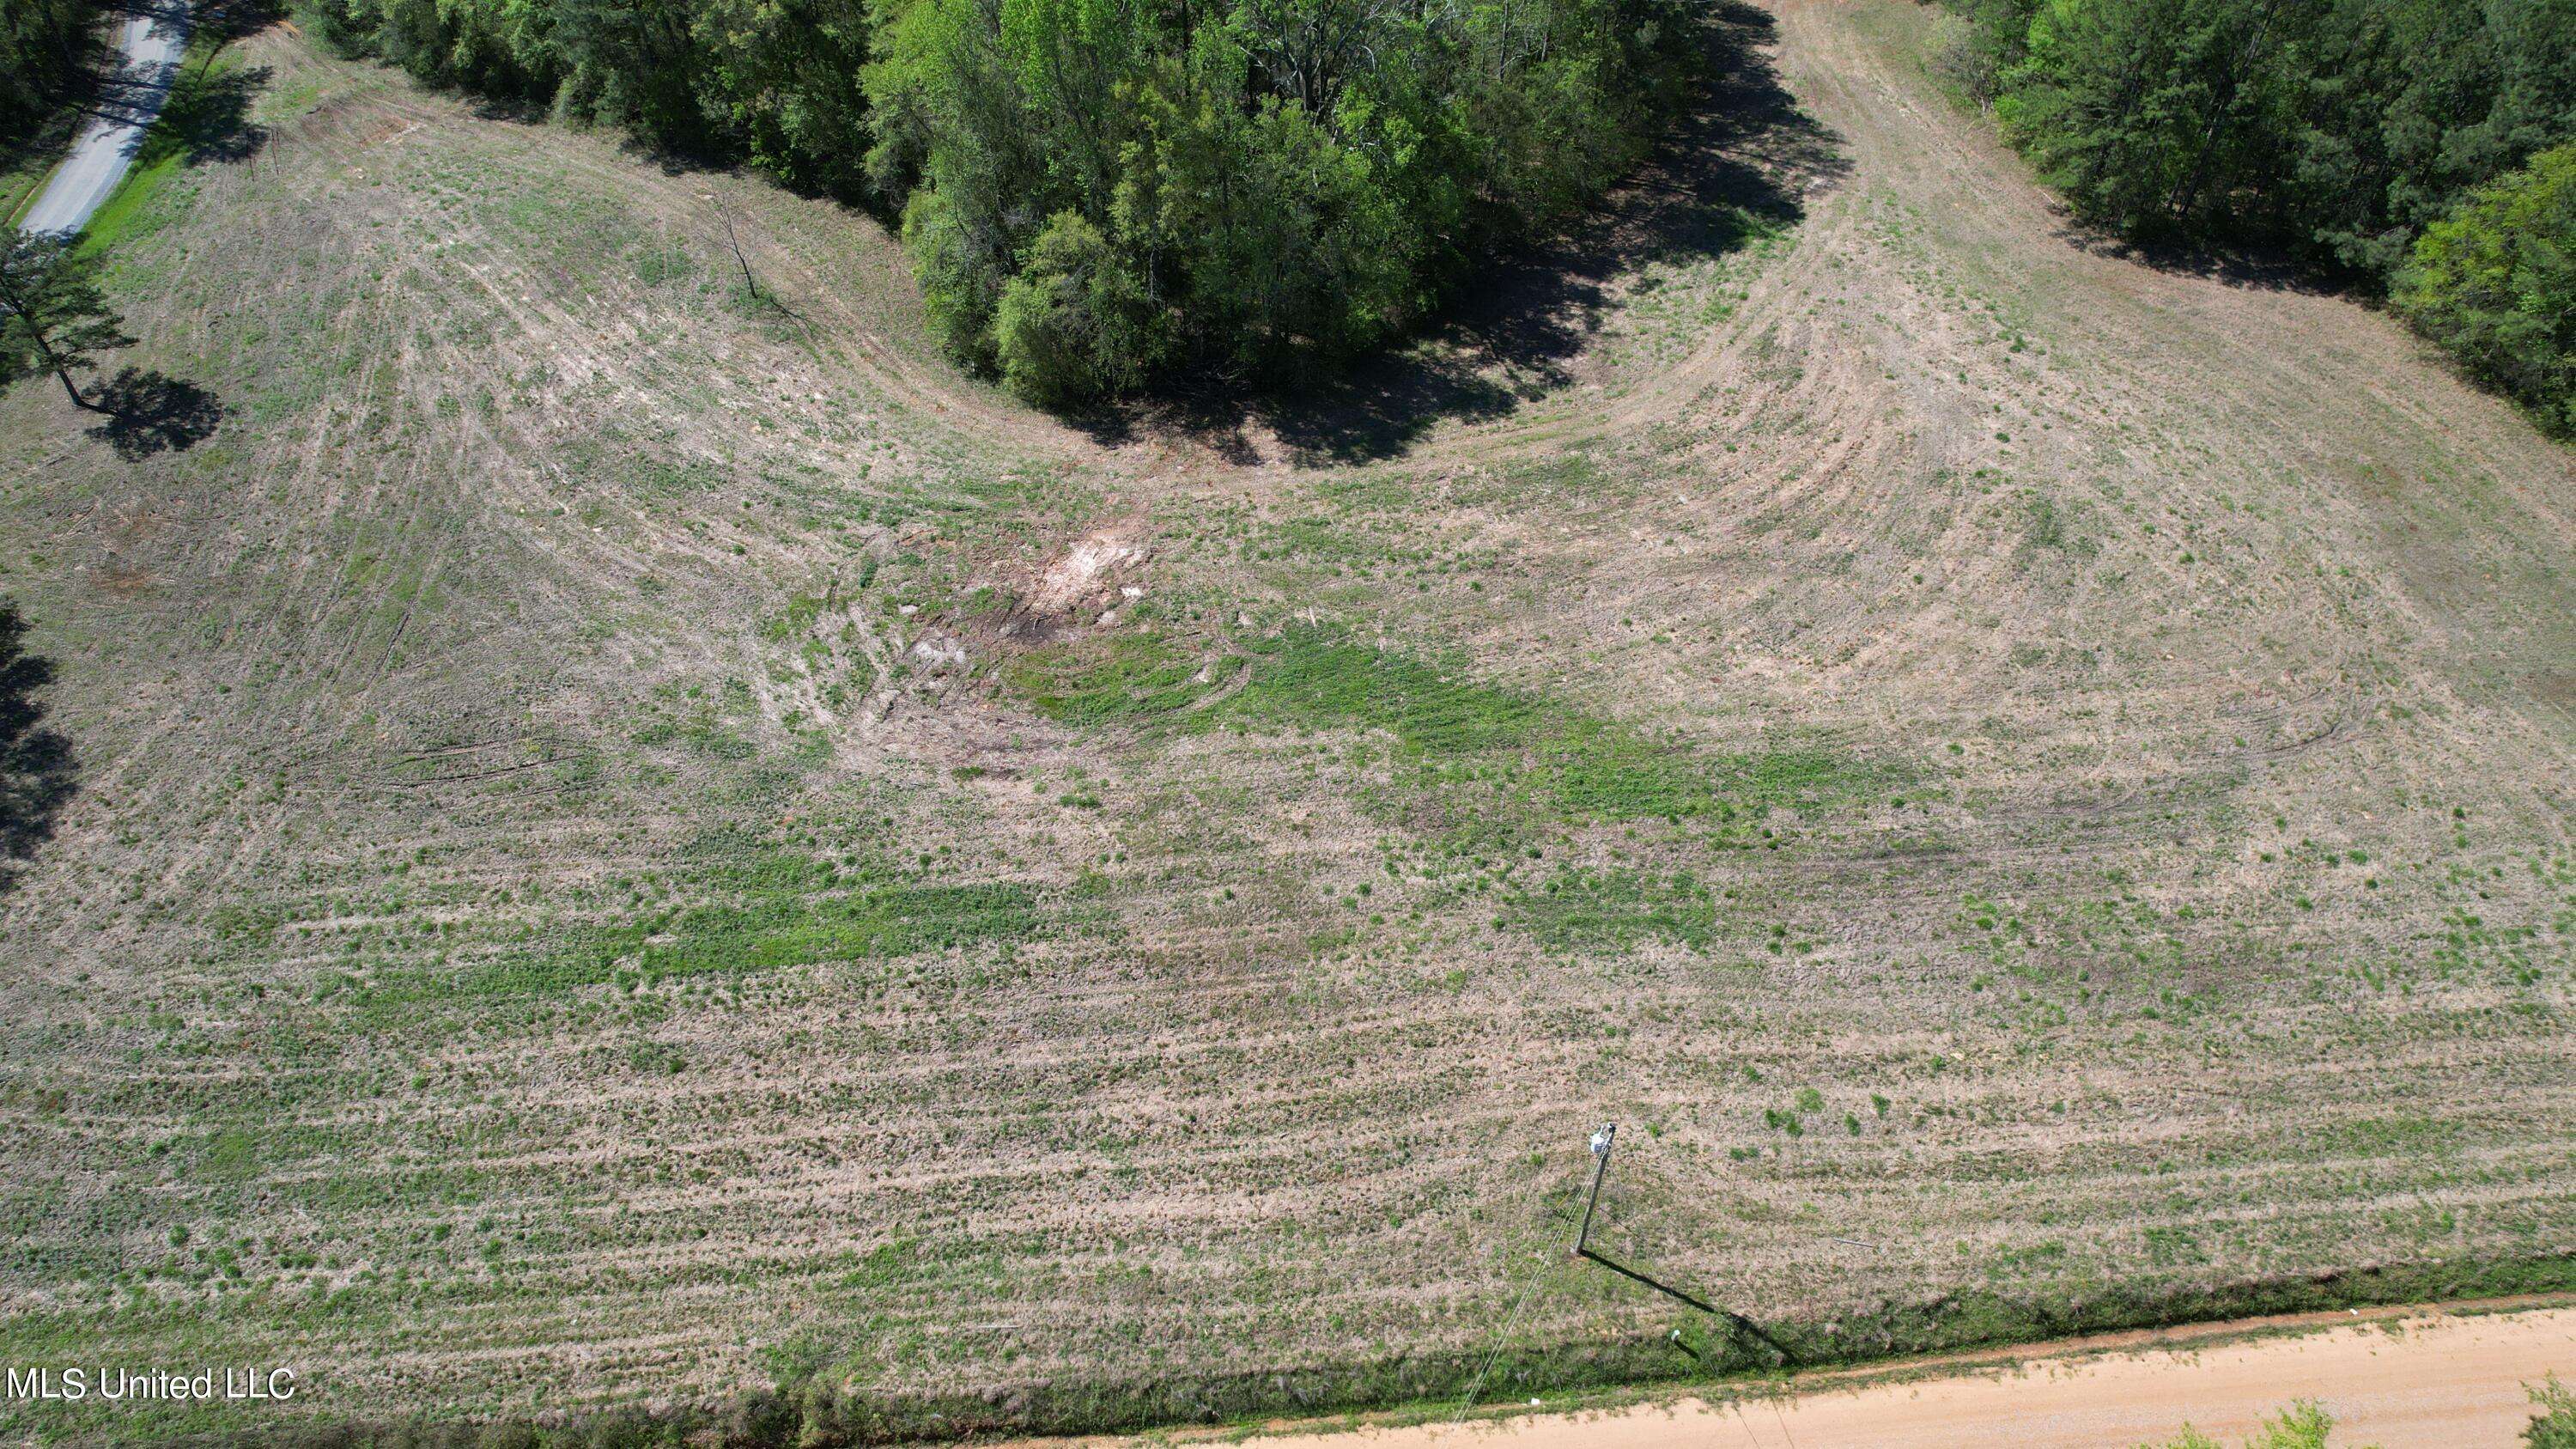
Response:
[1573, 1123, 1615, 1257]
[1570, 1121, 1722, 1318]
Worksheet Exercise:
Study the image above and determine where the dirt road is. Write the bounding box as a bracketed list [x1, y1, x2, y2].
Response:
[20, 0, 191, 234]
[1236, 1308, 2576, 1448]
[1231, 1304, 2576, 1433]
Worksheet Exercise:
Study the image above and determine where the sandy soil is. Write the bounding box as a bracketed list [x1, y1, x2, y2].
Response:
[1240, 1306, 2576, 1449]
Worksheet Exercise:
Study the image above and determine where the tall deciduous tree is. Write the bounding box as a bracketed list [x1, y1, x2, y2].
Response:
[301, 0, 1698, 405]
[2395, 141, 2576, 436]
[1957, 0, 2576, 428]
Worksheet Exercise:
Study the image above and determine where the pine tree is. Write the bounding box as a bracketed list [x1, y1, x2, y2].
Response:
[0, 233, 133, 410]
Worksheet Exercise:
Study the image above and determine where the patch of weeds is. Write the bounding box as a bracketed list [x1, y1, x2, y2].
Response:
[1509, 868, 1717, 953]
[1011, 625, 1894, 827]
[2311, 1115, 2462, 1159]
[759, 590, 832, 643]
[2139, 1402, 2334, 1449]
[1007, 634, 1219, 726]
[2526, 1376, 2576, 1448]
[2012, 490, 2099, 565]
[353, 837, 1076, 1017]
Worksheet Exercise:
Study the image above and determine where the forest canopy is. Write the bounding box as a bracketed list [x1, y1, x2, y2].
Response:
[299, 0, 1703, 403]
[0, 0, 99, 143]
[1938, 0, 2576, 431]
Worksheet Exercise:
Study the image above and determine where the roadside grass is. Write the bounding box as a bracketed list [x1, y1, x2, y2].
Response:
[2139, 1401, 2339, 1449]
[76, 35, 262, 252]
[497, 1257, 2576, 1446]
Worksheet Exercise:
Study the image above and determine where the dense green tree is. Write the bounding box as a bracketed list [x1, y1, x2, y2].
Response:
[1933, 0, 2038, 101]
[303, 0, 1698, 404]
[1955, 0, 2576, 427]
[867, 0, 1694, 397]
[0, 232, 131, 409]
[553, 0, 710, 143]
[1963, 0, 2576, 264]
[694, 0, 875, 192]
[2395, 140, 2576, 435]
[0, 0, 96, 143]
[1990, 0, 2309, 241]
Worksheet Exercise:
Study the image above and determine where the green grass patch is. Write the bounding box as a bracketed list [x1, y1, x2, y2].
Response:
[1005, 632, 1220, 726]
[1009, 624, 1895, 827]
[1509, 867, 1719, 953]
[475, 880, 1047, 996]
[348, 837, 1065, 1019]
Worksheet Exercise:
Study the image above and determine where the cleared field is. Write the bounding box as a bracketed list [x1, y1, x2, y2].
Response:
[1, 0, 2572, 1440]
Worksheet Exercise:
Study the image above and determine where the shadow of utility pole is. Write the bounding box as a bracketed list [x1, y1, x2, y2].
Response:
[1575, 1247, 1796, 1367]
[1570, 1124, 1800, 1369]
[1575, 1247, 1718, 1314]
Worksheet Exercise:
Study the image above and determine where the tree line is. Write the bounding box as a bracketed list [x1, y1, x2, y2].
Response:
[1941, 0, 2576, 435]
[299, 0, 1702, 404]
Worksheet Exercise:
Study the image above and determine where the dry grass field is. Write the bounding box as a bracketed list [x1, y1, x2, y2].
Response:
[2, 0, 2573, 1440]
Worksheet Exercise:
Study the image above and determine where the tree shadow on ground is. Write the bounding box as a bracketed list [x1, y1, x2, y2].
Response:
[1088, 1, 1848, 465]
[163, 61, 269, 163]
[2047, 222, 2342, 297]
[155, 62, 270, 164]
[83, 0, 273, 161]
[0, 600, 76, 899]
[189, 0, 288, 46]
[82, 367, 224, 458]
[81, 0, 193, 127]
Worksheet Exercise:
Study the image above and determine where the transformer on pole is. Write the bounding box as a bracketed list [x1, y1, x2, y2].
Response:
[1574, 1123, 1616, 1257]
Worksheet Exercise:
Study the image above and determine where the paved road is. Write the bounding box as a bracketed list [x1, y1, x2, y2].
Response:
[20, 0, 193, 235]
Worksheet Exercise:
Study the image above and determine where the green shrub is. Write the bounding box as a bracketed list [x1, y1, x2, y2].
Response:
[994, 211, 1155, 406]
[2139, 1402, 2348, 1449]
[2395, 143, 2576, 436]
[2530, 1375, 2576, 1449]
